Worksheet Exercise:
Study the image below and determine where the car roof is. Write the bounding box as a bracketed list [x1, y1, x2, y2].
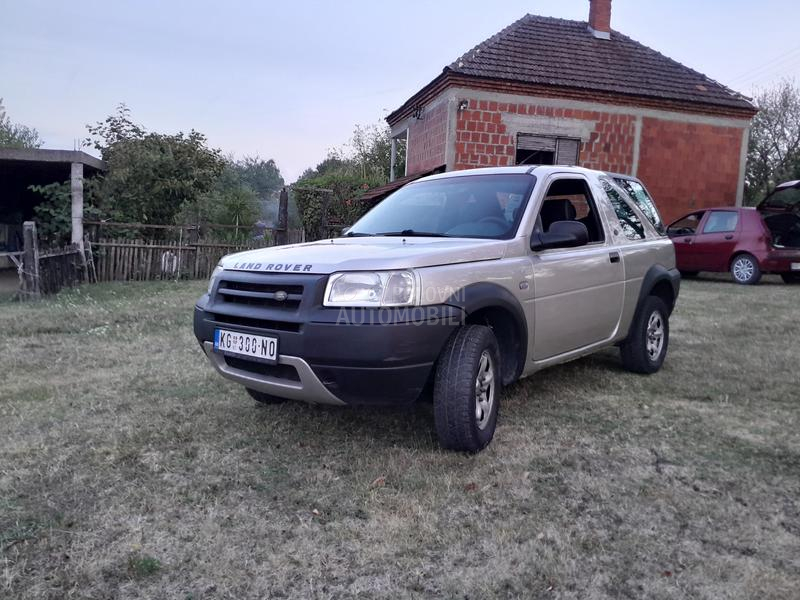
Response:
[414, 165, 631, 183]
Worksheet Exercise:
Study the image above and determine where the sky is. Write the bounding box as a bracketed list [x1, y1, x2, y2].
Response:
[2, 0, 800, 182]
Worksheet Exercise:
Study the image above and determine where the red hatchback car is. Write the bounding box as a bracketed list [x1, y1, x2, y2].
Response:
[667, 180, 800, 285]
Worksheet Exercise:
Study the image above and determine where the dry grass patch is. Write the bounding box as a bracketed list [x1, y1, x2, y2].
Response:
[1, 276, 799, 599]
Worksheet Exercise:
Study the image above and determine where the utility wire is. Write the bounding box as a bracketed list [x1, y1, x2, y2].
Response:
[727, 45, 800, 86]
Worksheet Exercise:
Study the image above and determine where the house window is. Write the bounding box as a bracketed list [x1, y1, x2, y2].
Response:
[516, 134, 580, 166]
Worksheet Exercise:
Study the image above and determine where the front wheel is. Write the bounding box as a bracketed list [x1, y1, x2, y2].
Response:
[433, 325, 501, 453]
[620, 296, 669, 374]
[730, 254, 761, 285]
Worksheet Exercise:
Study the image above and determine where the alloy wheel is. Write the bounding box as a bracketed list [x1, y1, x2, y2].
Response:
[732, 257, 754, 283]
[646, 310, 664, 361]
[474, 350, 496, 430]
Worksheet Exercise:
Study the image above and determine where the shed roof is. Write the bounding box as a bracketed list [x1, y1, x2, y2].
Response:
[389, 14, 755, 123]
[0, 148, 106, 171]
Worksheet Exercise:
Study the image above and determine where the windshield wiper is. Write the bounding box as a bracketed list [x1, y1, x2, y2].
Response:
[376, 229, 451, 238]
[344, 231, 376, 237]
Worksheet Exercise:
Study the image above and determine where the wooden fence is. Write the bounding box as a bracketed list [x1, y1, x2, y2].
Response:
[15, 222, 87, 300]
[39, 244, 87, 295]
[89, 234, 303, 283]
[11, 220, 306, 300]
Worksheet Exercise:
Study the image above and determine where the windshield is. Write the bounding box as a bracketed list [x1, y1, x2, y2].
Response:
[346, 174, 535, 239]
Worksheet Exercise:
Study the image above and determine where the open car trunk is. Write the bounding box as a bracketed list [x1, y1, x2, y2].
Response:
[758, 180, 800, 248]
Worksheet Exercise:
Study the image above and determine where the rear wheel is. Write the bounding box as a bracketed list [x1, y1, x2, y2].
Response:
[246, 388, 286, 405]
[433, 325, 501, 453]
[730, 253, 761, 285]
[620, 296, 669, 374]
[781, 273, 800, 284]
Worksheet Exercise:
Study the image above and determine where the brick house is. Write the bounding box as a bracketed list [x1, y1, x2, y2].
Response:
[385, 0, 757, 222]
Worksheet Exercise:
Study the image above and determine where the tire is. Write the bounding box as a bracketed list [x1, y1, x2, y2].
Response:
[246, 388, 286, 405]
[730, 253, 761, 285]
[680, 270, 699, 278]
[433, 325, 502, 453]
[620, 296, 670, 375]
[781, 273, 800, 284]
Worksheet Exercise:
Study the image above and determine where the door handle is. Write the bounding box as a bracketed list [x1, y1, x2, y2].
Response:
[724, 234, 734, 240]
[683, 237, 693, 243]
[609, 251, 621, 264]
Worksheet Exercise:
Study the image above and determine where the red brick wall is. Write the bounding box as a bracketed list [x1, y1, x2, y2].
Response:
[454, 98, 636, 173]
[406, 101, 448, 175]
[636, 118, 744, 223]
[451, 97, 745, 222]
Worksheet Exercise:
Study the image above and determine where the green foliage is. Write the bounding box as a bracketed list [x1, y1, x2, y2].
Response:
[228, 155, 284, 200]
[294, 172, 378, 240]
[298, 123, 405, 184]
[127, 553, 161, 578]
[294, 122, 404, 239]
[0, 98, 42, 149]
[30, 180, 103, 245]
[86, 104, 225, 226]
[745, 80, 800, 205]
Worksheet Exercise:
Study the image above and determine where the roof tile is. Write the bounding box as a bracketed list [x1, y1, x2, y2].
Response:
[445, 15, 754, 111]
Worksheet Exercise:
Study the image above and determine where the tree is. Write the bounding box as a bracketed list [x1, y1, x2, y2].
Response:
[229, 155, 284, 200]
[297, 122, 405, 184]
[293, 122, 406, 239]
[0, 98, 42, 149]
[86, 105, 225, 225]
[745, 80, 800, 205]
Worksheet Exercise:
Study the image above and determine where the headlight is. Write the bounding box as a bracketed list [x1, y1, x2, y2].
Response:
[324, 270, 417, 307]
[207, 264, 224, 294]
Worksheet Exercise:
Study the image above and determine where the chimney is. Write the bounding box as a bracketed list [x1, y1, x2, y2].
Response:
[588, 0, 612, 39]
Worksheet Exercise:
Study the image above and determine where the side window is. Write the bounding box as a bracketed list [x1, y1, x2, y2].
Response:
[668, 212, 705, 236]
[602, 179, 645, 240]
[536, 178, 605, 243]
[615, 179, 665, 234]
[703, 211, 739, 234]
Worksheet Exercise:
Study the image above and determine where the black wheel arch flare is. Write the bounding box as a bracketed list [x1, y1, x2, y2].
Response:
[637, 264, 681, 316]
[444, 282, 528, 384]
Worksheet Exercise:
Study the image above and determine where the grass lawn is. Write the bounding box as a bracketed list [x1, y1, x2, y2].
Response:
[1, 276, 799, 599]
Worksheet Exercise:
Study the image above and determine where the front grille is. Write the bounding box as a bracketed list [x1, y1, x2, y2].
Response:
[224, 356, 300, 381]
[211, 313, 301, 333]
[210, 271, 324, 334]
[217, 279, 303, 310]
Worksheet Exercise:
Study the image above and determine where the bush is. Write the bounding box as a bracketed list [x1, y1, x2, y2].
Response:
[294, 173, 381, 240]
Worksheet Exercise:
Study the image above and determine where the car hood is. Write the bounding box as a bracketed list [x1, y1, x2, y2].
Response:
[219, 237, 508, 274]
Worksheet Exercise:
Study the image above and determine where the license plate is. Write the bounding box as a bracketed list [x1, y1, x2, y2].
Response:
[214, 329, 278, 363]
[792, 262, 800, 271]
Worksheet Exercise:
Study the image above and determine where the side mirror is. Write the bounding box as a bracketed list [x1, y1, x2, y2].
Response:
[531, 221, 589, 251]
[340, 226, 351, 236]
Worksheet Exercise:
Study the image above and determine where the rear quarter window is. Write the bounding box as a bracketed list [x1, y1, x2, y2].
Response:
[602, 179, 645, 241]
[615, 178, 665, 234]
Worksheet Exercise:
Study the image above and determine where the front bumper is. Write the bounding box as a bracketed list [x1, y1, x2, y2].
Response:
[194, 295, 463, 406]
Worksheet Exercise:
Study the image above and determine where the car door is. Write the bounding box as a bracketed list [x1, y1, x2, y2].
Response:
[690, 210, 741, 271]
[529, 174, 625, 360]
[667, 211, 706, 271]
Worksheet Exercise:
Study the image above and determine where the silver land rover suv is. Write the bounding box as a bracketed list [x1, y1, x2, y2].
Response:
[194, 166, 679, 452]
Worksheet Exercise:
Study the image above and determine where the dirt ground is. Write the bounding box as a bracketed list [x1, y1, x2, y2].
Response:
[1, 276, 798, 599]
